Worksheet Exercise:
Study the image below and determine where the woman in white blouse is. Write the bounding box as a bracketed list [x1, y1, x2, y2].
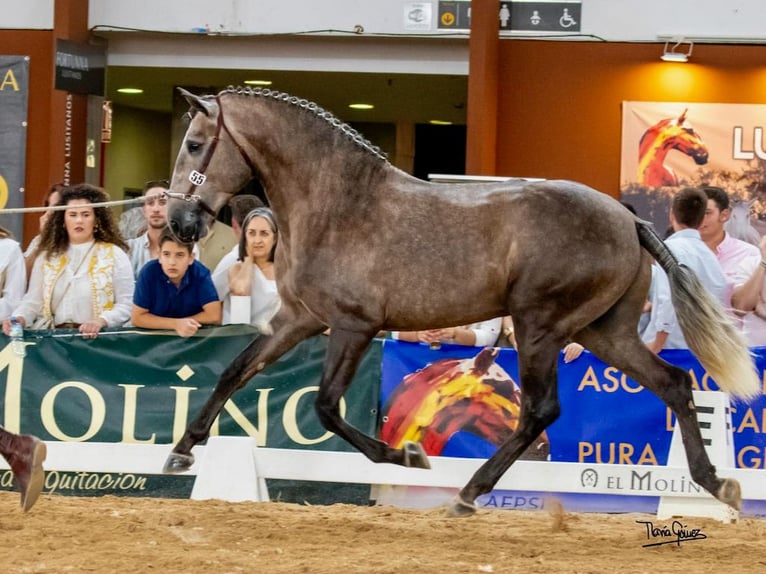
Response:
[222, 207, 281, 329]
[3, 184, 134, 338]
[0, 226, 26, 320]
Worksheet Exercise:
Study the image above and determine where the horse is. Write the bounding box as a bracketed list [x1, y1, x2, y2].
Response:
[163, 86, 759, 517]
[637, 109, 709, 187]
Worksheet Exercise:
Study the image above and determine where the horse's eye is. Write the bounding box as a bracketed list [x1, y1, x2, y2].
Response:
[187, 141, 202, 153]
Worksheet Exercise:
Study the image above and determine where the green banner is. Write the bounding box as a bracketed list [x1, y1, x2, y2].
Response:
[0, 326, 382, 502]
[0, 325, 381, 445]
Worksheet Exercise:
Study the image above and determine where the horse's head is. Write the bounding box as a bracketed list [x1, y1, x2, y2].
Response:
[670, 110, 709, 165]
[638, 110, 709, 186]
[168, 88, 255, 243]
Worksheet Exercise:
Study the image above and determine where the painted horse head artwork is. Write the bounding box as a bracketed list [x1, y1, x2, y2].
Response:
[637, 109, 709, 187]
[380, 347, 549, 461]
[163, 87, 758, 518]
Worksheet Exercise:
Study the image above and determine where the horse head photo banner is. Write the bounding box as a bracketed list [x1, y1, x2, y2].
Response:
[0, 55, 29, 239]
[620, 101, 766, 238]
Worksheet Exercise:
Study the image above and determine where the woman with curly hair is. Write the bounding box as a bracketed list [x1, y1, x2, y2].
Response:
[3, 184, 134, 338]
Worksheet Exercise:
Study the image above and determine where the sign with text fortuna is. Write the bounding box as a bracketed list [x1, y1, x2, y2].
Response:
[55, 39, 105, 96]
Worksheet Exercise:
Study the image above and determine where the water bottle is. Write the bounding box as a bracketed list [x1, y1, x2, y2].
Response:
[9, 316, 26, 358]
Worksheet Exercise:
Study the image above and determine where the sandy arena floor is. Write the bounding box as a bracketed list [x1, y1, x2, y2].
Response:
[1, 493, 765, 573]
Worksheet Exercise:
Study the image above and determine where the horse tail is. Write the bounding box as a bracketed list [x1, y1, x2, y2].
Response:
[636, 221, 760, 400]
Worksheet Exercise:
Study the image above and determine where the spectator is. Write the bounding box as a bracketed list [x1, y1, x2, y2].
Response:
[212, 194, 265, 300]
[126, 179, 170, 277]
[643, 186, 728, 352]
[221, 207, 281, 327]
[0, 226, 26, 320]
[132, 229, 221, 337]
[699, 185, 766, 345]
[730, 235, 766, 346]
[3, 184, 134, 338]
[24, 182, 64, 278]
[394, 318, 502, 347]
[0, 426, 46, 511]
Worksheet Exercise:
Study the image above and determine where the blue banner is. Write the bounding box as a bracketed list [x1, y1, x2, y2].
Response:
[380, 340, 766, 513]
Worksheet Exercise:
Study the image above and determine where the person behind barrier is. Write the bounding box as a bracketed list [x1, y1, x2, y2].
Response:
[0, 426, 46, 511]
[0, 226, 26, 320]
[698, 185, 766, 345]
[643, 186, 728, 352]
[126, 179, 170, 277]
[132, 229, 221, 337]
[212, 194, 265, 301]
[221, 207, 281, 327]
[3, 184, 134, 338]
[125, 180, 200, 278]
[393, 317, 502, 347]
[23, 182, 65, 279]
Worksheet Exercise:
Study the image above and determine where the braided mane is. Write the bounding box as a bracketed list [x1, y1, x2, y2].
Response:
[214, 85, 389, 162]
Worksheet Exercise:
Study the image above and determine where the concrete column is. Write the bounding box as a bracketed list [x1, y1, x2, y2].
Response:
[394, 118, 415, 174]
[49, 0, 90, 187]
[465, 0, 499, 176]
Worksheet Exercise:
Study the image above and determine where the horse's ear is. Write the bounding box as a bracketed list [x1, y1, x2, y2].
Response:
[177, 87, 216, 117]
[678, 108, 688, 123]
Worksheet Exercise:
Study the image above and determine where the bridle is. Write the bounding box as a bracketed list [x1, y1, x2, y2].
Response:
[166, 95, 257, 218]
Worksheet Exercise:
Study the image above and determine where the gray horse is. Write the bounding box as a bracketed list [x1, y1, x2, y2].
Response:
[163, 87, 758, 517]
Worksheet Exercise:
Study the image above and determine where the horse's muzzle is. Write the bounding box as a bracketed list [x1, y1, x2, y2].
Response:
[169, 209, 202, 243]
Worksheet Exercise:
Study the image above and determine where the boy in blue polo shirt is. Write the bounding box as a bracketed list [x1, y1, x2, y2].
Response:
[132, 229, 221, 337]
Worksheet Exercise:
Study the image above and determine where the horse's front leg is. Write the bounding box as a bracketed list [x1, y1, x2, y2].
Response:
[315, 328, 430, 469]
[450, 335, 562, 517]
[163, 309, 326, 473]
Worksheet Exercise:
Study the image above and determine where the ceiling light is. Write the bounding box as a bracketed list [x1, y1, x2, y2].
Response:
[116, 87, 144, 94]
[348, 103, 374, 110]
[429, 120, 453, 125]
[661, 38, 693, 62]
[244, 80, 272, 86]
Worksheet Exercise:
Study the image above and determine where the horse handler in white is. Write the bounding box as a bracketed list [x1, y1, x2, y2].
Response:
[0, 426, 46, 511]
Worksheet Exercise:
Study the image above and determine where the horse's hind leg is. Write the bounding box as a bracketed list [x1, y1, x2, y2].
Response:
[576, 302, 739, 509]
[449, 333, 564, 516]
[315, 328, 429, 468]
[163, 304, 326, 473]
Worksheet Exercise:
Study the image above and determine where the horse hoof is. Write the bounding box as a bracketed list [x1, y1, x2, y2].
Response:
[402, 441, 430, 469]
[717, 478, 742, 511]
[163, 452, 195, 474]
[446, 496, 477, 518]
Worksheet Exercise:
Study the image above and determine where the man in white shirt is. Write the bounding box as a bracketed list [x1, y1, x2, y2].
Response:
[127, 179, 199, 277]
[695, 185, 766, 347]
[643, 186, 729, 352]
[126, 180, 171, 278]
